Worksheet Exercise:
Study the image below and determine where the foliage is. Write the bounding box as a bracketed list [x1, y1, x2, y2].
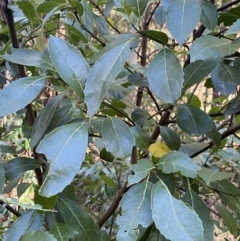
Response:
[0, 0, 240, 240]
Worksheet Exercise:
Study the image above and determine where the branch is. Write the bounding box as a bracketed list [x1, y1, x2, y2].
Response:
[0, 200, 20, 217]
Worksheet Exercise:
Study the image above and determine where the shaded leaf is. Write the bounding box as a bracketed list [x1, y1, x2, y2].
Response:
[4, 157, 41, 181]
[177, 104, 215, 136]
[183, 190, 214, 241]
[225, 19, 240, 35]
[156, 151, 201, 178]
[151, 180, 203, 241]
[199, 167, 234, 184]
[49, 223, 78, 241]
[147, 48, 184, 104]
[31, 95, 62, 149]
[128, 159, 154, 186]
[130, 126, 149, 151]
[36, 122, 88, 197]
[180, 142, 209, 157]
[182, 59, 219, 94]
[154, 6, 166, 27]
[166, 0, 201, 45]
[141, 30, 168, 45]
[1, 49, 54, 70]
[160, 126, 181, 150]
[210, 179, 240, 196]
[217, 203, 238, 236]
[104, 0, 115, 17]
[125, 0, 148, 17]
[0, 165, 5, 195]
[20, 230, 57, 241]
[197, 0, 217, 30]
[49, 36, 89, 98]
[206, 127, 221, 147]
[224, 94, 240, 116]
[3, 210, 43, 241]
[34, 188, 57, 210]
[0, 145, 17, 155]
[102, 117, 134, 158]
[190, 36, 237, 62]
[85, 43, 131, 117]
[217, 63, 240, 85]
[0, 76, 45, 117]
[116, 182, 153, 241]
[59, 198, 104, 241]
[131, 108, 151, 126]
[36, 1, 61, 13]
[81, 0, 94, 39]
[94, 15, 110, 35]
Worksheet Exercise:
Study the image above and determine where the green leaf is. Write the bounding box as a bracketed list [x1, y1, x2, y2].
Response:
[180, 143, 209, 157]
[36, 1, 61, 13]
[36, 122, 88, 197]
[131, 108, 151, 126]
[31, 95, 62, 149]
[147, 48, 184, 104]
[225, 19, 240, 35]
[156, 151, 201, 178]
[81, 0, 94, 39]
[166, 0, 201, 45]
[0, 145, 17, 155]
[210, 179, 240, 196]
[116, 182, 153, 241]
[94, 15, 110, 35]
[217, 203, 238, 236]
[160, 126, 181, 151]
[151, 180, 203, 241]
[198, 167, 234, 184]
[49, 223, 78, 241]
[197, 0, 218, 30]
[3, 210, 43, 241]
[16, 0, 36, 27]
[85, 43, 131, 117]
[4, 157, 41, 181]
[177, 104, 215, 136]
[130, 126, 149, 151]
[161, 0, 174, 10]
[125, 0, 147, 17]
[1, 49, 54, 70]
[154, 6, 166, 27]
[189, 36, 238, 62]
[0, 76, 45, 117]
[224, 94, 240, 116]
[141, 30, 168, 45]
[0, 165, 5, 195]
[34, 188, 57, 210]
[182, 59, 219, 94]
[183, 190, 214, 241]
[102, 117, 134, 158]
[206, 127, 221, 147]
[128, 159, 154, 186]
[58, 198, 104, 240]
[217, 63, 240, 85]
[20, 230, 57, 241]
[49, 36, 89, 98]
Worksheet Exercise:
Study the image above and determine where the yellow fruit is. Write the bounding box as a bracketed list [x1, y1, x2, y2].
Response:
[148, 142, 170, 158]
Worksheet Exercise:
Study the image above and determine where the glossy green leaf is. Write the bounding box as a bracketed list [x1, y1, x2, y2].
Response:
[20, 230, 57, 241]
[197, 0, 217, 30]
[199, 167, 234, 184]
[147, 48, 184, 104]
[85, 43, 131, 117]
[102, 117, 134, 158]
[225, 19, 240, 35]
[166, 0, 201, 45]
[183, 190, 214, 241]
[58, 198, 105, 241]
[1, 49, 54, 70]
[224, 94, 240, 116]
[49, 223, 78, 241]
[156, 151, 201, 178]
[177, 104, 215, 136]
[154, 6, 166, 27]
[130, 126, 149, 151]
[182, 59, 219, 93]
[128, 159, 154, 186]
[160, 126, 181, 150]
[4, 157, 41, 181]
[211, 65, 236, 95]
[36, 122, 88, 197]
[125, 0, 147, 17]
[3, 210, 43, 241]
[0, 76, 45, 117]
[151, 180, 203, 241]
[217, 203, 238, 236]
[31, 95, 62, 149]
[189, 36, 238, 62]
[0, 145, 17, 155]
[0, 165, 5, 195]
[141, 30, 168, 45]
[16, 0, 36, 27]
[49, 36, 89, 98]
[116, 182, 153, 241]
